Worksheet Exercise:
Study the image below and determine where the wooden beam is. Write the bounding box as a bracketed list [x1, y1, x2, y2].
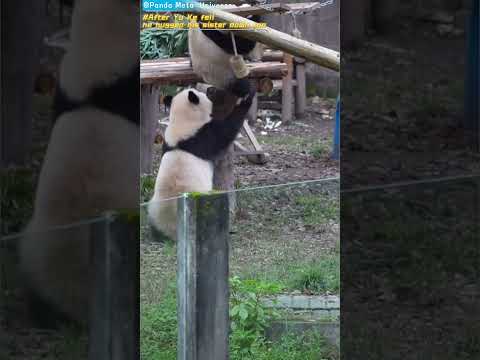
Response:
[226, 3, 291, 17]
[189, 5, 340, 71]
[234, 141, 267, 164]
[141, 58, 288, 85]
[242, 122, 264, 153]
[262, 50, 284, 62]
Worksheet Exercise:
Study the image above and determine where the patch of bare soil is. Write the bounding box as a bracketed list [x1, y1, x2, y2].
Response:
[235, 98, 339, 187]
[0, 288, 87, 359]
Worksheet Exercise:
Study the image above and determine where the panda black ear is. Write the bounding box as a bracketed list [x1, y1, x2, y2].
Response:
[188, 90, 200, 105]
[163, 95, 173, 108]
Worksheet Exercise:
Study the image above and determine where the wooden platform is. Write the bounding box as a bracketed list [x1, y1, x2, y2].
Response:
[141, 58, 288, 85]
[140, 53, 305, 173]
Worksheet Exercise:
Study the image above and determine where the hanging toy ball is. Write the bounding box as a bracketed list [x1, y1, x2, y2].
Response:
[229, 32, 250, 79]
[230, 55, 250, 79]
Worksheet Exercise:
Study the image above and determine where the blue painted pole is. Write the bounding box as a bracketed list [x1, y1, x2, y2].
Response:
[466, 0, 479, 149]
[332, 95, 340, 160]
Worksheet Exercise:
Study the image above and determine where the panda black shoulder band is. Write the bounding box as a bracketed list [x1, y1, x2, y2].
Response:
[54, 66, 140, 125]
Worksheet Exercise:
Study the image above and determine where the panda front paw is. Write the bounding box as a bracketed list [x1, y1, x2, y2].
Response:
[228, 78, 253, 98]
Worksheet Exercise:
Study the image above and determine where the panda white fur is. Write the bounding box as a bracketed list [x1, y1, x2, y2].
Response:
[18, 0, 140, 326]
[188, 13, 262, 89]
[148, 79, 255, 241]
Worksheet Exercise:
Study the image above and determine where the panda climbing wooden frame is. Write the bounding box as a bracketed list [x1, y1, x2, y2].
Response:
[187, 5, 340, 71]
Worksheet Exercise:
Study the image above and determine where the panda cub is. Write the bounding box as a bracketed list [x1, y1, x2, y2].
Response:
[148, 79, 255, 241]
[18, 0, 139, 327]
[188, 14, 263, 89]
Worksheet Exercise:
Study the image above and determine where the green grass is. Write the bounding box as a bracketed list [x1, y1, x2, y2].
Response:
[234, 278, 286, 296]
[311, 142, 331, 159]
[259, 136, 331, 159]
[249, 332, 339, 360]
[1, 168, 36, 236]
[236, 249, 340, 296]
[286, 254, 340, 294]
[140, 280, 339, 360]
[141, 175, 155, 203]
[141, 285, 178, 360]
[50, 325, 88, 359]
[296, 195, 339, 225]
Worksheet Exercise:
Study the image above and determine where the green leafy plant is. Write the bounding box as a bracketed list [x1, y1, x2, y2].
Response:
[140, 28, 188, 60]
[140, 278, 339, 359]
[140, 175, 155, 202]
[229, 276, 280, 357]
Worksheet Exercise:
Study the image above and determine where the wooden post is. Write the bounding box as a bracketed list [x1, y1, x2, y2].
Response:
[213, 145, 237, 214]
[141, 85, 160, 174]
[177, 193, 230, 360]
[282, 53, 294, 124]
[247, 93, 258, 125]
[294, 57, 307, 118]
[89, 212, 140, 360]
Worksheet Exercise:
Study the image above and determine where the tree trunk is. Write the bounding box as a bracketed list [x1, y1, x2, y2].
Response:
[1, 1, 45, 166]
[213, 145, 236, 215]
[141, 85, 160, 175]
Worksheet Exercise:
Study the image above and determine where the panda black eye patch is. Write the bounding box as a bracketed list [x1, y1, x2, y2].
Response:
[188, 91, 200, 105]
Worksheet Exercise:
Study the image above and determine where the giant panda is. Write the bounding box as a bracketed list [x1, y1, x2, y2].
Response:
[188, 13, 263, 89]
[147, 78, 255, 241]
[18, 0, 140, 327]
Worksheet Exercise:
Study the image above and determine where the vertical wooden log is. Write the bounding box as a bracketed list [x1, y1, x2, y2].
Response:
[213, 145, 237, 214]
[282, 53, 294, 124]
[177, 193, 230, 360]
[141, 85, 159, 175]
[246, 93, 258, 125]
[89, 212, 140, 360]
[294, 57, 307, 118]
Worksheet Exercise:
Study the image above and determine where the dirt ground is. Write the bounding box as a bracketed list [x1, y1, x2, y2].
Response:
[234, 97, 339, 186]
[342, 15, 480, 188]
[341, 13, 480, 359]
